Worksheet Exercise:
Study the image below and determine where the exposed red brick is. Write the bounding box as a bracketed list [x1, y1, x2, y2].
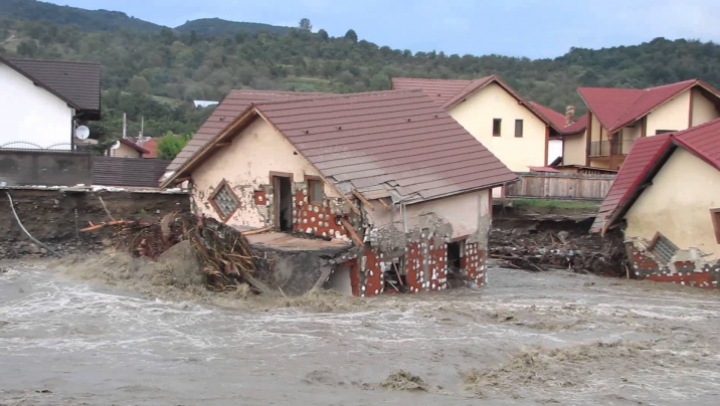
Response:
[292, 186, 348, 240]
[462, 242, 485, 286]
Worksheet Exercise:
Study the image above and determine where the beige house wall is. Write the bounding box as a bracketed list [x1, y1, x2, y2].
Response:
[691, 89, 720, 127]
[449, 83, 547, 171]
[646, 90, 691, 136]
[563, 131, 587, 165]
[367, 189, 491, 243]
[624, 148, 720, 260]
[110, 143, 141, 158]
[589, 114, 603, 142]
[620, 124, 642, 154]
[190, 116, 340, 230]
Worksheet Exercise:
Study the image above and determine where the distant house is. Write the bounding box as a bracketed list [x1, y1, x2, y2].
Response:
[391, 76, 585, 175]
[193, 100, 219, 108]
[593, 118, 720, 288]
[133, 136, 159, 158]
[563, 80, 720, 170]
[0, 56, 102, 150]
[162, 90, 516, 296]
[108, 138, 149, 158]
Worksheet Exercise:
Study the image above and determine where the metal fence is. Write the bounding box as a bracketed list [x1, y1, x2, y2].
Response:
[506, 172, 616, 200]
[589, 139, 635, 157]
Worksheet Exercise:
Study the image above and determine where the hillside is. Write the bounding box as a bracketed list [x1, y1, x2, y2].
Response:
[0, 0, 166, 32]
[175, 18, 291, 37]
[2, 6, 720, 153]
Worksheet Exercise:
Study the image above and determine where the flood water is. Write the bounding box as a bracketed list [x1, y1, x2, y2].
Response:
[1, 261, 720, 405]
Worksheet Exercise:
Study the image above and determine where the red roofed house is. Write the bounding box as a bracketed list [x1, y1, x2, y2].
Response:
[391, 76, 586, 183]
[161, 90, 516, 296]
[563, 80, 720, 171]
[593, 118, 720, 288]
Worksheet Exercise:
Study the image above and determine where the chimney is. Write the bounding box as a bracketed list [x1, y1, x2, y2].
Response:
[565, 105, 575, 126]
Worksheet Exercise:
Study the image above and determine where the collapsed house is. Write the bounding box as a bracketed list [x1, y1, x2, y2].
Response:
[592, 118, 720, 288]
[161, 90, 516, 296]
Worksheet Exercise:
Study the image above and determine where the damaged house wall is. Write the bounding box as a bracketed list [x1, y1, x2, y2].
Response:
[624, 148, 720, 287]
[190, 117, 346, 232]
[354, 190, 491, 297]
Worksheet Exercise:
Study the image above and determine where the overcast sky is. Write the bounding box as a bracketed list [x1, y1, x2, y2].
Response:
[46, 0, 720, 59]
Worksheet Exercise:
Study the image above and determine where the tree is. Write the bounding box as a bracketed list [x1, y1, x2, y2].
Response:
[369, 73, 390, 90]
[128, 75, 150, 94]
[317, 29, 329, 41]
[344, 29, 358, 43]
[298, 18, 312, 32]
[17, 40, 39, 57]
[157, 132, 190, 160]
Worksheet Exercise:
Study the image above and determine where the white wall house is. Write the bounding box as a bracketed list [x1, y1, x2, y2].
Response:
[0, 57, 102, 150]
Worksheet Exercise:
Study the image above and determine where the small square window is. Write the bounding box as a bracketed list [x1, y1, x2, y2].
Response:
[211, 181, 239, 220]
[515, 119, 524, 137]
[711, 208, 720, 244]
[308, 178, 324, 204]
[493, 118, 502, 137]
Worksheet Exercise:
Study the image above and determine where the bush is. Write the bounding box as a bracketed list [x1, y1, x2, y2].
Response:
[157, 132, 190, 160]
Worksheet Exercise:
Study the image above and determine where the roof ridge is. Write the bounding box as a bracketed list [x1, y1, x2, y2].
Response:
[7, 57, 102, 66]
[644, 79, 697, 91]
[253, 89, 423, 107]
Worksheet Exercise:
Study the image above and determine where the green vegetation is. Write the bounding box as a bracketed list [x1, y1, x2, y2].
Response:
[157, 132, 191, 160]
[512, 199, 600, 209]
[2, 1, 720, 150]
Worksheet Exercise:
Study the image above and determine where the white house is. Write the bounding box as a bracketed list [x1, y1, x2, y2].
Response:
[0, 56, 102, 150]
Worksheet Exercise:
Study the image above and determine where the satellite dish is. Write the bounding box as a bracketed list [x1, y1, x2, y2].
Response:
[75, 125, 90, 140]
[111, 140, 121, 150]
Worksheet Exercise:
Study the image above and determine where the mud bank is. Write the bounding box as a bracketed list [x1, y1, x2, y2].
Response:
[0, 188, 189, 258]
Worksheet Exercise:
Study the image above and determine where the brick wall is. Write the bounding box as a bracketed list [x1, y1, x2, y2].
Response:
[628, 243, 720, 289]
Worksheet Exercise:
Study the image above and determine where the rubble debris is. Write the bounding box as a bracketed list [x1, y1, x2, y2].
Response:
[489, 222, 627, 277]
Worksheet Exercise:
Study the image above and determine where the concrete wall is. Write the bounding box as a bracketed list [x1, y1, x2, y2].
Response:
[691, 89, 720, 127]
[563, 131, 586, 165]
[449, 83, 548, 171]
[110, 143, 141, 158]
[0, 150, 92, 186]
[190, 116, 342, 231]
[646, 90, 690, 135]
[0, 63, 74, 150]
[624, 148, 720, 260]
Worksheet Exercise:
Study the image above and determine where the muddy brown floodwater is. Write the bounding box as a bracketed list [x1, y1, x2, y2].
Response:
[1, 257, 720, 405]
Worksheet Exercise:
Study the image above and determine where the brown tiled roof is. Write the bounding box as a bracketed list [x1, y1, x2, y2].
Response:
[2, 57, 102, 112]
[139, 138, 158, 158]
[392, 75, 565, 133]
[166, 90, 517, 203]
[391, 77, 472, 105]
[119, 138, 150, 154]
[528, 102, 588, 135]
[167, 90, 329, 172]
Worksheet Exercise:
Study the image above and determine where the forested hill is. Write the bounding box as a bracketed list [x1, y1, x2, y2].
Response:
[1, 5, 720, 149]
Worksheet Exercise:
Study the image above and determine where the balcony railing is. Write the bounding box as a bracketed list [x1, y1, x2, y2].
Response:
[589, 139, 635, 157]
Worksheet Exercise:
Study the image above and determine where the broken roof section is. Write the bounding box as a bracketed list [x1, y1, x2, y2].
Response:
[164, 90, 517, 204]
[167, 90, 329, 172]
[1, 56, 102, 117]
[592, 117, 720, 234]
[578, 79, 720, 133]
[392, 75, 585, 134]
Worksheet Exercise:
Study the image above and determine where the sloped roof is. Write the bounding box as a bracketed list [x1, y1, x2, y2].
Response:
[166, 90, 517, 204]
[140, 138, 158, 158]
[590, 135, 672, 233]
[167, 90, 329, 172]
[1, 57, 102, 112]
[578, 80, 715, 133]
[528, 102, 588, 135]
[391, 77, 473, 105]
[392, 75, 565, 132]
[120, 138, 150, 154]
[592, 117, 720, 234]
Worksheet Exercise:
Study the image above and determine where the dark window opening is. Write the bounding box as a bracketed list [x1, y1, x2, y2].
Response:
[308, 179, 324, 204]
[648, 232, 678, 263]
[493, 118, 502, 137]
[711, 208, 720, 244]
[383, 257, 406, 293]
[515, 119, 524, 137]
[275, 176, 293, 232]
[655, 129, 677, 135]
[446, 240, 465, 287]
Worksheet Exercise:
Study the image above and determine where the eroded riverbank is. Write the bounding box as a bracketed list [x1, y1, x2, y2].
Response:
[1, 260, 720, 405]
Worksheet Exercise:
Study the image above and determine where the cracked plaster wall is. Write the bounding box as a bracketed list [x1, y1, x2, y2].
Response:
[623, 148, 720, 261]
[188, 117, 343, 231]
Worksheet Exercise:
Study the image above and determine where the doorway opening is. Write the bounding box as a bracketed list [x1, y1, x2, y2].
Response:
[273, 175, 293, 232]
[446, 239, 465, 287]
